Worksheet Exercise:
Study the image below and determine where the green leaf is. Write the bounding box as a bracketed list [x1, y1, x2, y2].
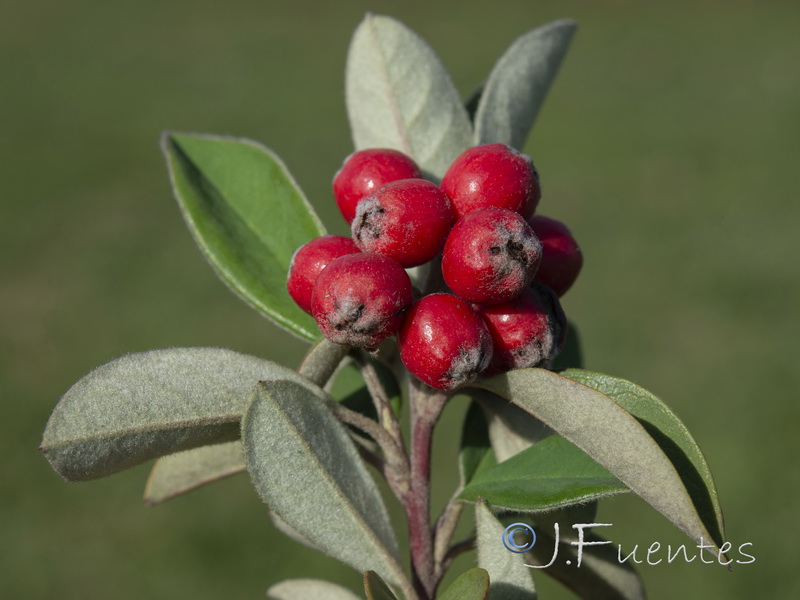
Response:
[459, 400, 495, 486]
[476, 501, 537, 599]
[242, 381, 407, 590]
[330, 358, 402, 419]
[473, 369, 725, 555]
[267, 579, 361, 600]
[41, 348, 315, 482]
[346, 14, 472, 179]
[438, 568, 490, 600]
[474, 19, 577, 149]
[461, 435, 628, 511]
[561, 369, 725, 547]
[143, 440, 244, 505]
[363, 571, 399, 600]
[162, 132, 325, 341]
[527, 525, 645, 600]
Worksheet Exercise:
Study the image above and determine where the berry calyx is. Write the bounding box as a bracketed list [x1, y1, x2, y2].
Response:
[528, 215, 583, 297]
[478, 282, 567, 375]
[333, 149, 422, 224]
[399, 293, 492, 390]
[287, 235, 360, 314]
[351, 179, 454, 268]
[311, 253, 412, 348]
[440, 143, 541, 220]
[442, 207, 542, 305]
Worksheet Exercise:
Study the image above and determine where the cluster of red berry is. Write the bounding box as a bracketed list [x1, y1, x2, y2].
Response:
[287, 144, 582, 390]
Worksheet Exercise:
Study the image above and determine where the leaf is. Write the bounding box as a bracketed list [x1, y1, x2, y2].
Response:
[527, 526, 645, 600]
[242, 381, 407, 589]
[459, 400, 494, 486]
[330, 358, 402, 418]
[561, 369, 725, 547]
[363, 571, 399, 600]
[474, 19, 577, 148]
[438, 568, 490, 600]
[41, 348, 315, 482]
[476, 501, 537, 599]
[460, 435, 628, 511]
[143, 440, 244, 505]
[143, 339, 348, 504]
[162, 132, 325, 341]
[267, 579, 361, 600]
[479, 391, 552, 463]
[473, 369, 725, 555]
[346, 14, 472, 179]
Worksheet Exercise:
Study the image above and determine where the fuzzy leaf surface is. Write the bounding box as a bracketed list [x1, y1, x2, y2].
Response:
[242, 381, 404, 586]
[461, 435, 628, 511]
[163, 132, 325, 341]
[267, 579, 361, 600]
[474, 19, 577, 148]
[476, 501, 537, 599]
[474, 369, 725, 554]
[144, 440, 244, 505]
[42, 348, 313, 482]
[438, 568, 490, 600]
[346, 14, 472, 179]
[561, 369, 725, 547]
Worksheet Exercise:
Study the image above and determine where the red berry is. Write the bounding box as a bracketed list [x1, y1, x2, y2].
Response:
[311, 253, 412, 348]
[287, 235, 360, 314]
[478, 283, 567, 375]
[351, 179, 454, 268]
[399, 293, 493, 390]
[440, 143, 541, 220]
[333, 149, 422, 223]
[442, 207, 542, 305]
[528, 215, 583, 297]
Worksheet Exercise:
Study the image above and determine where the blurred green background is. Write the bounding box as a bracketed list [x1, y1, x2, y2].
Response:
[2, 0, 798, 598]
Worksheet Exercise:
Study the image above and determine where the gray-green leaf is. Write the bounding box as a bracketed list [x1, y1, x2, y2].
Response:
[162, 132, 325, 341]
[461, 435, 628, 511]
[267, 579, 361, 600]
[438, 568, 490, 600]
[476, 501, 537, 599]
[143, 440, 244, 505]
[561, 369, 725, 547]
[346, 14, 472, 179]
[474, 369, 725, 556]
[41, 347, 314, 481]
[474, 19, 577, 149]
[242, 381, 407, 590]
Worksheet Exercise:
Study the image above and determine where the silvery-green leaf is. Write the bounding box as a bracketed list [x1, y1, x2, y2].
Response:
[474, 19, 577, 148]
[346, 14, 472, 179]
[474, 369, 724, 556]
[143, 441, 244, 505]
[163, 132, 325, 341]
[561, 369, 725, 547]
[142, 339, 347, 504]
[480, 392, 553, 462]
[242, 381, 407, 589]
[363, 571, 400, 600]
[267, 579, 361, 600]
[41, 348, 314, 482]
[476, 501, 537, 599]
